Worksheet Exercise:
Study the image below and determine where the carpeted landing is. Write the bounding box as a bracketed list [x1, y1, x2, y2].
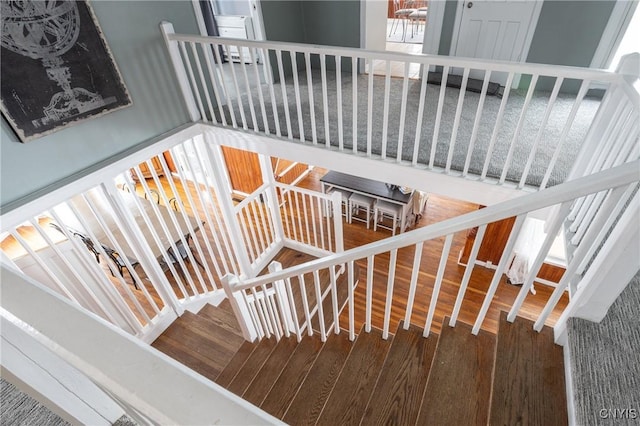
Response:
[567, 270, 640, 426]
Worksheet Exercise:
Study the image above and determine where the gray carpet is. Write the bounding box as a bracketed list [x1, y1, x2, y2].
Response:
[217, 69, 601, 187]
[0, 378, 70, 426]
[567, 270, 640, 426]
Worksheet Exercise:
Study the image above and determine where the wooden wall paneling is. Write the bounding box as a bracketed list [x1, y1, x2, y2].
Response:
[221, 146, 263, 195]
[537, 263, 566, 283]
[459, 206, 516, 267]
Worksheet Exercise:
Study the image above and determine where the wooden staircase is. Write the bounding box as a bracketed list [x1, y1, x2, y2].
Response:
[153, 303, 568, 425]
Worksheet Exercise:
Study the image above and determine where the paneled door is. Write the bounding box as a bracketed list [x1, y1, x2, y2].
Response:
[451, 0, 540, 85]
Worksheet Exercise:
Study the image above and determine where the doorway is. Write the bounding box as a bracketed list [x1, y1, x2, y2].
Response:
[449, 0, 542, 85]
[369, 0, 428, 78]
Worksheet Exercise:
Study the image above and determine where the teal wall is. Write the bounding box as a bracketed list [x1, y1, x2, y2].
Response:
[526, 1, 615, 67]
[260, 0, 360, 47]
[1, 1, 199, 211]
[436, 0, 614, 67]
[260, 0, 360, 75]
[438, 0, 458, 55]
[259, 1, 306, 43]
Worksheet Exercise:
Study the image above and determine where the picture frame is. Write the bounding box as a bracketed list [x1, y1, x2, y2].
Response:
[0, 1, 132, 142]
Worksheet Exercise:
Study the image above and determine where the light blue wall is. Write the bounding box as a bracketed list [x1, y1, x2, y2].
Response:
[436, 1, 615, 67]
[525, 1, 615, 67]
[0, 1, 199, 212]
[259, 0, 306, 43]
[260, 0, 360, 47]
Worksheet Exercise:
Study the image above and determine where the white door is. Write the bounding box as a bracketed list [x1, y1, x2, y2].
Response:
[451, 0, 540, 85]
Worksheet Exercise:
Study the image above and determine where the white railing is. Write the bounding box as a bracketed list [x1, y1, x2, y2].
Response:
[161, 22, 639, 192]
[275, 182, 343, 256]
[0, 123, 345, 343]
[1, 267, 281, 425]
[223, 161, 639, 342]
[234, 183, 280, 272]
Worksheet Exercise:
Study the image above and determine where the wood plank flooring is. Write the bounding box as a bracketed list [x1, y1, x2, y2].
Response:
[260, 335, 325, 418]
[360, 322, 438, 425]
[282, 331, 353, 425]
[317, 327, 392, 426]
[297, 167, 570, 336]
[489, 311, 568, 425]
[2, 167, 569, 338]
[417, 320, 495, 425]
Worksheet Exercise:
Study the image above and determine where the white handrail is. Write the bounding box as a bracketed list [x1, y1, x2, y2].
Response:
[234, 161, 639, 290]
[162, 28, 638, 195]
[1, 267, 282, 425]
[167, 33, 620, 82]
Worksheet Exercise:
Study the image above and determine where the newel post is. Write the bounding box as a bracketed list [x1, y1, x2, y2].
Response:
[159, 21, 201, 122]
[331, 191, 345, 253]
[221, 274, 258, 342]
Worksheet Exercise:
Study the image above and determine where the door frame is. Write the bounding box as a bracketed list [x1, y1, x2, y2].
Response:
[422, 0, 447, 55]
[448, 0, 543, 62]
[590, 0, 639, 69]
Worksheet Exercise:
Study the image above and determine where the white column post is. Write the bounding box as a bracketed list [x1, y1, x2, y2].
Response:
[257, 154, 286, 245]
[221, 275, 258, 341]
[159, 21, 201, 122]
[201, 134, 254, 277]
[330, 191, 344, 253]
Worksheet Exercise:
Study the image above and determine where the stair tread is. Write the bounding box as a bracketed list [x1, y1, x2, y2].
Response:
[198, 299, 244, 339]
[227, 338, 278, 396]
[216, 340, 256, 387]
[360, 322, 438, 425]
[316, 327, 391, 426]
[260, 335, 324, 419]
[243, 337, 299, 406]
[151, 335, 221, 382]
[489, 311, 567, 426]
[417, 320, 495, 425]
[283, 332, 353, 425]
[151, 312, 242, 377]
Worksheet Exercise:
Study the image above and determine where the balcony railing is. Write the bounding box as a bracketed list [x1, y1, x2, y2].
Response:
[161, 23, 639, 192]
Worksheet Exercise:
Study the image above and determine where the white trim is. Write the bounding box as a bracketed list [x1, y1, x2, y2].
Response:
[422, 0, 446, 55]
[191, 0, 209, 36]
[590, 0, 639, 69]
[1, 315, 125, 426]
[449, 0, 464, 56]
[563, 344, 578, 426]
[249, 0, 266, 41]
[449, 0, 542, 63]
[1, 267, 282, 425]
[0, 124, 202, 231]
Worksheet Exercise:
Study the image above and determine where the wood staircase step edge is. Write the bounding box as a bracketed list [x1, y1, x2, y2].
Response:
[316, 327, 391, 425]
[417, 319, 496, 425]
[216, 340, 257, 387]
[282, 331, 355, 424]
[227, 338, 279, 396]
[360, 321, 438, 426]
[242, 337, 299, 406]
[259, 335, 325, 419]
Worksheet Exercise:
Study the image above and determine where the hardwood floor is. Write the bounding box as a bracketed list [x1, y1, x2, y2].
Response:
[297, 167, 569, 335]
[1, 166, 569, 337]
